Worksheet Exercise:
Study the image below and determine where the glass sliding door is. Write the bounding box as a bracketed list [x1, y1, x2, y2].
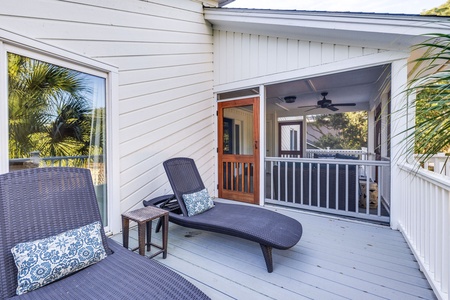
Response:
[7, 53, 108, 225]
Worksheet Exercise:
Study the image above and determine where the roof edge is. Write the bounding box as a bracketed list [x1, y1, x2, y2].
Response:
[218, 0, 235, 8]
[205, 8, 450, 50]
[208, 7, 447, 21]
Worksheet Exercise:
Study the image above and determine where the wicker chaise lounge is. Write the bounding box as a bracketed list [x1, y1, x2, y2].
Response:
[0, 167, 209, 300]
[143, 157, 303, 273]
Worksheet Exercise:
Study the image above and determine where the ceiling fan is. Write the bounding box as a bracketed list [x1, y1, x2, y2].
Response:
[298, 92, 356, 112]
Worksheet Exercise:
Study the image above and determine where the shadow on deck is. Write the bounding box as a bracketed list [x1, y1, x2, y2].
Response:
[112, 204, 435, 299]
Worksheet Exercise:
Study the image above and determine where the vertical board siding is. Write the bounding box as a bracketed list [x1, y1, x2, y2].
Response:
[0, 0, 216, 213]
[213, 30, 382, 85]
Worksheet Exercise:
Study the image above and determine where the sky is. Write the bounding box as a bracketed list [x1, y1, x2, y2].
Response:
[225, 0, 446, 15]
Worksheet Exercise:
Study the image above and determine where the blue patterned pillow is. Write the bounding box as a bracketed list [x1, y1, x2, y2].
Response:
[11, 221, 107, 295]
[182, 188, 215, 216]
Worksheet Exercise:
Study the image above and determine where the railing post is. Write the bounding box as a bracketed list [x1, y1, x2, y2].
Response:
[29, 151, 41, 168]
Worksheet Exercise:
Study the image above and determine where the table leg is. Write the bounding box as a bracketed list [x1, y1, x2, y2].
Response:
[146, 221, 152, 251]
[138, 222, 145, 256]
[162, 214, 169, 259]
[122, 216, 130, 250]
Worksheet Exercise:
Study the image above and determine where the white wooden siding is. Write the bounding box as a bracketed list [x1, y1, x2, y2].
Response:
[0, 0, 216, 225]
[213, 30, 383, 86]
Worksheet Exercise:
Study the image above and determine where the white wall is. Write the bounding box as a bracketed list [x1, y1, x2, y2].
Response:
[0, 0, 216, 232]
[213, 30, 382, 88]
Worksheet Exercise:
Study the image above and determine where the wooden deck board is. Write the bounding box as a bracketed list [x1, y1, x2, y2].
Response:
[112, 204, 436, 300]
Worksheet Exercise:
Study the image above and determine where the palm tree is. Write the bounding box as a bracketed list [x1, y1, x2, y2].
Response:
[8, 53, 93, 159]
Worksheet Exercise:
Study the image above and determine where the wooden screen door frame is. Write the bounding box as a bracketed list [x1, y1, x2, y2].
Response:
[218, 97, 260, 204]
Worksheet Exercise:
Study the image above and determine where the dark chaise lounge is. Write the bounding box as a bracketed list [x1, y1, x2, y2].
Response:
[143, 157, 303, 273]
[0, 167, 209, 300]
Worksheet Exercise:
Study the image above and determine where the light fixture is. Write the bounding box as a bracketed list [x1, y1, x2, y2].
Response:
[284, 96, 296, 103]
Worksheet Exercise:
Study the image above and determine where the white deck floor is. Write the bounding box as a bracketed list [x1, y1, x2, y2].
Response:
[111, 203, 436, 300]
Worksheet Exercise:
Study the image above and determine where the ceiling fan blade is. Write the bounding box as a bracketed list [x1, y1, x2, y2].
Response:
[305, 107, 320, 112]
[297, 105, 318, 109]
[327, 106, 339, 111]
[332, 103, 356, 107]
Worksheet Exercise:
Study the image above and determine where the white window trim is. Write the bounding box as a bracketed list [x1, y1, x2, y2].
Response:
[0, 29, 120, 235]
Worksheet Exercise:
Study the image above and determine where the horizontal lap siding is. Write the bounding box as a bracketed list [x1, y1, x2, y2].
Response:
[214, 30, 383, 85]
[0, 0, 216, 213]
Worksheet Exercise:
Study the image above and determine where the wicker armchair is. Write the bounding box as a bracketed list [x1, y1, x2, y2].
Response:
[0, 167, 209, 299]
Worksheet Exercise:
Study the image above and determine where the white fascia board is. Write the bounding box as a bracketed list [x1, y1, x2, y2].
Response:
[213, 50, 409, 94]
[197, 0, 234, 8]
[205, 9, 450, 50]
[0, 28, 118, 74]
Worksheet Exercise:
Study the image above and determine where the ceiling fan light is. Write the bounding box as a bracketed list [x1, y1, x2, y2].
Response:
[284, 96, 296, 103]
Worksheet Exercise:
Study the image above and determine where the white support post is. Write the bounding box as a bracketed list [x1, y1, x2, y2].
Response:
[259, 85, 266, 206]
[302, 115, 308, 158]
[367, 109, 375, 159]
[213, 93, 219, 199]
[381, 93, 389, 158]
[390, 59, 409, 230]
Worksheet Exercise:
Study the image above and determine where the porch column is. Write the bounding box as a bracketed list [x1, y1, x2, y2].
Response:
[367, 110, 375, 158]
[302, 115, 307, 157]
[259, 84, 266, 206]
[381, 93, 390, 158]
[390, 58, 409, 230]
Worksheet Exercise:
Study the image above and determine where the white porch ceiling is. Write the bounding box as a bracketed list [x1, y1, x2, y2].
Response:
[266, 64, 390, 116]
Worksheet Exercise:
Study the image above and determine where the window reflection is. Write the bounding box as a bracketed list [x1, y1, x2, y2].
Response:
[7, 53, 108, 225]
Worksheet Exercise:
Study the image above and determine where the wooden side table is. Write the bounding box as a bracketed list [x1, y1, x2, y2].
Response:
[122, 206, 169, 258]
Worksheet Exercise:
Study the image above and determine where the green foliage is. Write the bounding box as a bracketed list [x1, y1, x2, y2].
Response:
[8, 53, 95, 158]
[422, 0, 450, 16]
[405, 33, 450, 162]
[313, 133, 343, 149]
[398, 2, 450, 163]
[414, 86, 450, 155]
[308, 112, 367, 149]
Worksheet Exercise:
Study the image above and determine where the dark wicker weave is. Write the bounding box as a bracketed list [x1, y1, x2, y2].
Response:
[144, 157, 303, 273]
[0, 167, 209, 300]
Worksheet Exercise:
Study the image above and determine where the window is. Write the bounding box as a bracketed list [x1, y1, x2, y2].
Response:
[7, 52, 108, 225]
[279, 122, 303, 158]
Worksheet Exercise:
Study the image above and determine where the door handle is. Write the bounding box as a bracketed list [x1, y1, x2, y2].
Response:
[254, 141, 258, 149]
